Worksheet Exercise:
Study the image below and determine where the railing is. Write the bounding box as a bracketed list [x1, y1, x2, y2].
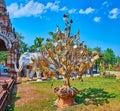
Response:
[0, 78, 15, 111]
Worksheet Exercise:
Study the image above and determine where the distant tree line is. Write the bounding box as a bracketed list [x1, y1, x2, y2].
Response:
[0, 32, 120, 68]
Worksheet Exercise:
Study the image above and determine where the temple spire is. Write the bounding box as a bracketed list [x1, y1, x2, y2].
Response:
[0, 0, 5, 5]
[0, 0, 5, 3]
[0, 0, 12, 33]
[0, 0, 6, 11]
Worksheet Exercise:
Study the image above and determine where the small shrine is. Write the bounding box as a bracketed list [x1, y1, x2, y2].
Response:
[0, 0, 19, 77]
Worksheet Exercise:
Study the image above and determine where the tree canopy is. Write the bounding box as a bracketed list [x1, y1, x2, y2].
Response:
[103, 48, 115, 64]
[0, 51, 7, 62]
[16, 32, 29, 55]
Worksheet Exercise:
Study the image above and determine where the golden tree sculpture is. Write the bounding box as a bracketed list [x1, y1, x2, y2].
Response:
[38, 14, 102, 108]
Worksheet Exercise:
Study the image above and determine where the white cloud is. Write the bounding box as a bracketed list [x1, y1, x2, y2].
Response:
[94, 17, 101, 22]
[7, 1, 45, 18]
[60, 6, 68, 11]
[68, 8, 76, 14]
[79, 7, 95, 15]
[102, 1, 109, 7]
[108, 8, 120, 19]
[45, 1, 60, 12]
[7, 0, 79, 18]
[7, 0, 61, 18]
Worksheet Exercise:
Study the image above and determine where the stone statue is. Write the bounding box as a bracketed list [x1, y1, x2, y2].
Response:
[12, 52, 43, 81]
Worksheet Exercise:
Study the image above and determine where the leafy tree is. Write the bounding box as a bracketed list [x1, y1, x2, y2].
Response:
[93, 47, 103, 72]
[116, 56, 120, 64]
[29, 45, 36, 52]
[16, 32, 29, 55]
[33, 37, 44, 52]
[88, 47, 93, 54]
[29, 37, 44, 52]
[93, 47, 102, 54]
[41, 33, 56, 52]
[103, 48, 115, 64]
[48, 31, 57, 42]
[0, 51, 7, 62]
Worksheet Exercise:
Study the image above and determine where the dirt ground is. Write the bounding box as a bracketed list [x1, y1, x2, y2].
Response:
[14, 79, 46, 107]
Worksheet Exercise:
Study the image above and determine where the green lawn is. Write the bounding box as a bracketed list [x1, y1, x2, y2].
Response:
[7, 76, 120, 111]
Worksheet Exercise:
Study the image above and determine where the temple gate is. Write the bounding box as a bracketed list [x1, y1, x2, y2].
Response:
[0, 0, 19, 78]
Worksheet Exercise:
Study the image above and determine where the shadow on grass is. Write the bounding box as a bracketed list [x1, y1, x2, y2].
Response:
[75, 88, 116, 106]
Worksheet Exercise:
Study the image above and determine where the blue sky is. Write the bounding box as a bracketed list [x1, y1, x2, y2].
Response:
[5, 0, 120, 56]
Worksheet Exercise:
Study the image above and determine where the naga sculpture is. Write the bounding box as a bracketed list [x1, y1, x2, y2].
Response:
[12, 52, 43, 81]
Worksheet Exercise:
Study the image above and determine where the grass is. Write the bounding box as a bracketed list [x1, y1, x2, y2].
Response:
[8, 76, 120, 111]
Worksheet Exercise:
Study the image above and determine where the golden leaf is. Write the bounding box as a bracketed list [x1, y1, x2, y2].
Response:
[56, 50, 61, 55]
[58, 67, 66, 75]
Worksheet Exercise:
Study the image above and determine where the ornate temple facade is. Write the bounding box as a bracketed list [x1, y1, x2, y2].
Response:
[0, 0, 19, 77]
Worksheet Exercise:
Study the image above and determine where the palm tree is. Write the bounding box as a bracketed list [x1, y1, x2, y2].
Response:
[33, 37, 44, 52]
